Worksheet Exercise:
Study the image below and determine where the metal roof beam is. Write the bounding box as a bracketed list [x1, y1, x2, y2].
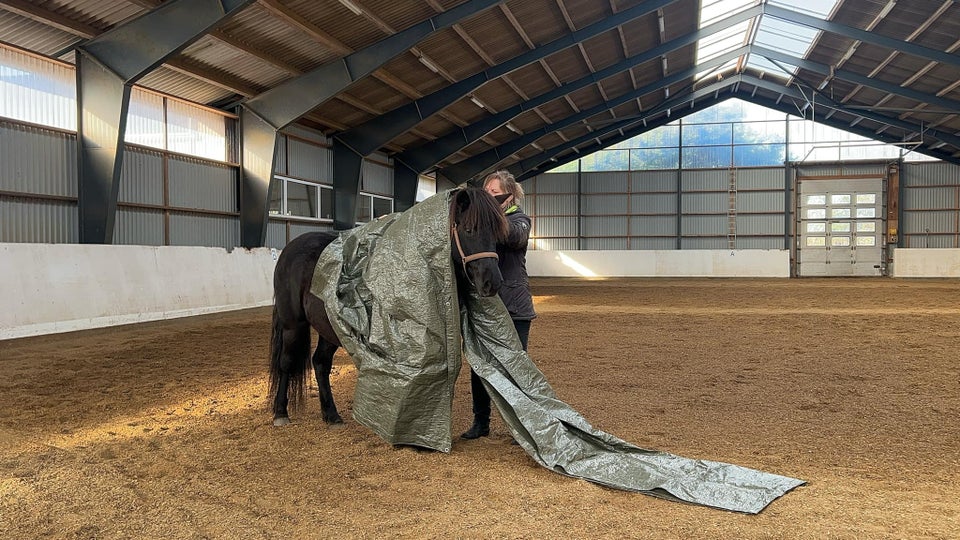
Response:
[438, 46, 748, 182]
[75, 0, 254, 244]
[510, 79, 742, 181]
[743, 93, 960, 166]
[764, 4, 960, 71]
[334, 0, 680, 157]
[752, 45, 960, 114]
[395, 5, 761, 174]
[237, 0, 502, 246]
[242, 0, 503, 130]
[741, 74, 960, 151]
[516, 96, 730, 181]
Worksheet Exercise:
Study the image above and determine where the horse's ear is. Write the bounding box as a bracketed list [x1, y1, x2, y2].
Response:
[454, 188, 471, 212]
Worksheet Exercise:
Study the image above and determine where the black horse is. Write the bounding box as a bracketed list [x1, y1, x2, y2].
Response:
[268, 188, 508, 427]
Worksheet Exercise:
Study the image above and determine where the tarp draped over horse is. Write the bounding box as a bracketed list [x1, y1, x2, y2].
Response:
[310, 189, 803, 514]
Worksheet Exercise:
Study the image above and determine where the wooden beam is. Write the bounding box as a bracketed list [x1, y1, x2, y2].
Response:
[336, 93, 381, 115]
[454, 24, 495, 66]
[555, 0, 576, 32]
[410, 47, 456, 82]
[372, 69, 421, 99]
[540, 59, 561, 86]
[257, 0, 352, 55]
[209, 30, 301, 76]
[0, 0, 98, 38]
[500, 4, 534, 49]
[164, 58, 262, 97]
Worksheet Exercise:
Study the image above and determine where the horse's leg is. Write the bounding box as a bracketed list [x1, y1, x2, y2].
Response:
[271, 321, 311, 426]
[312, 339, 343, 424]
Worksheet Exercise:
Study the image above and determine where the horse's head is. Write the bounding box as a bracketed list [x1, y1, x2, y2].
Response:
[451, 188, 508, 297]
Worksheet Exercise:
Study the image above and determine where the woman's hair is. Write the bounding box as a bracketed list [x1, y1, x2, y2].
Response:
[483, 170, 524, 205]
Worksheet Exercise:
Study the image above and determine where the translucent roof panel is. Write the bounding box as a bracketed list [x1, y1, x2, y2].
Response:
[695, 0, 840, 82]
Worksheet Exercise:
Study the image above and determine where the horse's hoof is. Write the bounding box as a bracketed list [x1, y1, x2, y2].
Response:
[273, 417, 291, 427]
[324, 416, 344, 425]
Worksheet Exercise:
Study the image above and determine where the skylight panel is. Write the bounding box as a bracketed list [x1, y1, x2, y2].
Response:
[694, 0, 840, 83]
[768, 0, 839, 18]
[754, 18, 819, 57]
[744, 0, 840, 79]
[694, 0, 756, 82]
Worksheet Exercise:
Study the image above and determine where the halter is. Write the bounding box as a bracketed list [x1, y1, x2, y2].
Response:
[451, 225, 498, 286]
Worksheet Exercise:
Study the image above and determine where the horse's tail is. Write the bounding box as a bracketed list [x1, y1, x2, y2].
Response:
[268, 303, 312, 412]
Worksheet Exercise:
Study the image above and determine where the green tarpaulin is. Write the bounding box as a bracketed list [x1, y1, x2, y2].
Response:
[311, 189, 803, 513]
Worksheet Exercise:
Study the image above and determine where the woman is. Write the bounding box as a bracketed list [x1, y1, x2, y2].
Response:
[462, 170, 536, 440]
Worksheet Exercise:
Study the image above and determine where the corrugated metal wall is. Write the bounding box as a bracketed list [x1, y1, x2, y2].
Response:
[114, 208, 164, 246]
[1, 196, 77, 243]
[362, 159, 394, 196]
[2, 115, 355, 249]
[525, 166, 789, 250]
[286, 136, 330, 182]
[902, 162, 960, 248]
[119, 148, 164, 205]
[0, 121, 76, 197]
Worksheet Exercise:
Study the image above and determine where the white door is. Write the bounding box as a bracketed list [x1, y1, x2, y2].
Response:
[798, 178, 884, 277]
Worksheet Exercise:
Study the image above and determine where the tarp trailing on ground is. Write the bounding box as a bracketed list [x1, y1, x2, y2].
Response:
[311, 189, 804, 513]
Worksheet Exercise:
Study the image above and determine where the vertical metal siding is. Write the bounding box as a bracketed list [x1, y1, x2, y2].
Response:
[266, 219, 287, 249]
[631, 237, 676, 250]
[632, 170, 678, 192]
[581, 171, 628, 193]
[737, 191, 784, 213]
[736, 237, 783, 249]
[904, 162, 960, 186]
[581, 194, 627, 215]
[630, 193, 676, 214]
[903, 210, 958, 235]
[582, 237, 628, 249]
[682, 192, 726, 213]
[113, 208, 164, 246]
[531, 194, 577, 215]
[168, 213, 239, 248]
[581, 216, 628, 236]
[631, 215, 676, 236]
[681, 237, 727, 249]
[533, 173, 577, 193]
[0, 197, 77, 243]
[0, 122, 77, 196]
[682, 215, 726, 235]
[0, 46, 76, 130]
[682, 169, 727, 191]
[289, 221, 332, 240]
[167, 157, 237, 213]
[903, 187, 957, 210]
[533, 237, 577, 250]
[362, 160, 393, 196]
[737, 214, 785, 235]
[535, 217, 578, 238]
[735, 167, 784, 190]
[119, 149, 164, 205]
[796, 163, 887, 177]
[286, 138, 327, 182]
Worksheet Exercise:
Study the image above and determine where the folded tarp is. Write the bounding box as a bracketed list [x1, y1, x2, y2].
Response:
[311, 189, 804, 513]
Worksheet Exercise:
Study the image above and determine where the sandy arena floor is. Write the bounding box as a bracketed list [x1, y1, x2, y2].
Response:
[1, 278, 959, 539]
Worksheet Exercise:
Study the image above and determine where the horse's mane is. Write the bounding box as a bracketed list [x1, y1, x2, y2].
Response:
[450, 188, 509, 241]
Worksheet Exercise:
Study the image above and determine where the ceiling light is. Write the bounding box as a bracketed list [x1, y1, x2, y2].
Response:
[418, 55, 441, 74]
[338, 0, 364, 16]
[470, 96, 486, 109]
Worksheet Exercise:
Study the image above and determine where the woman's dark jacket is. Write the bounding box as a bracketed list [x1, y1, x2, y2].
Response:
[498, 206, 536, 321]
